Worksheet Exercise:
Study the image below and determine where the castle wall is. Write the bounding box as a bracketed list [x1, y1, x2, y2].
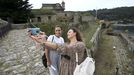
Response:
[42, 7, 53, 9]
[82, 16, 95, 22]
[31, 12, 95, 24]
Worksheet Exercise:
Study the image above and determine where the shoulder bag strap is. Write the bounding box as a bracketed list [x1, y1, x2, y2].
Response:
[52, 35, 54, 42]
[75, 52, 78, 65]
[86, 48, 90, 57]
[75, 48, 89, 65]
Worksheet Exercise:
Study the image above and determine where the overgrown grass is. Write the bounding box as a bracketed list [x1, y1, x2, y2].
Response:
[82, 22, 99, 48]
[94, 31, 116, 75]
[35, 22, 55, 35]
[35, 22, 69, 41]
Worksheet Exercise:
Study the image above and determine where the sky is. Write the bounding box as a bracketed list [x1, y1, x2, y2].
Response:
[28, 0, 134, 11]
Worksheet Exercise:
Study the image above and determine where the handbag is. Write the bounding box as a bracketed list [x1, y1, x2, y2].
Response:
[73, 52, 95, 75]
[42, 53, 47, 68]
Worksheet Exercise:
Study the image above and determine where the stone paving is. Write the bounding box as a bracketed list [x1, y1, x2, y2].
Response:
[112, 36, 134, 75]
[0, 29, 49, 75]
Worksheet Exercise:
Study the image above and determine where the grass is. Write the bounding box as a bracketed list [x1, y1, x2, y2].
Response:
[35, 22, 55, 35]
[94, 31, 116, 75]
[82, 22, 99, 48]
[35, 22, 70, 41]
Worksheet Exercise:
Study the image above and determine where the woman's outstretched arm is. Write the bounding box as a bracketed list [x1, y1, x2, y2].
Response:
[34, 36, 68, 55]
[34, 36, 58, 49]
[43, 41, 58, 49]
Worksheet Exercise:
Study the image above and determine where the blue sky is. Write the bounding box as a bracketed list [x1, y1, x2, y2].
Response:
[29, 0, 134, 11]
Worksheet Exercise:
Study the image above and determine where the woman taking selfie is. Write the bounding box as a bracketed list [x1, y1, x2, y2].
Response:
[34, 27, 87, 75]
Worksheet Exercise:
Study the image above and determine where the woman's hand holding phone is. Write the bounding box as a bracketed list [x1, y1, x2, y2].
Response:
[34, 35, 47, 44]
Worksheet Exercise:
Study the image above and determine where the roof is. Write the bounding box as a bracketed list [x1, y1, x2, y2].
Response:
[42, 3, 64, 11]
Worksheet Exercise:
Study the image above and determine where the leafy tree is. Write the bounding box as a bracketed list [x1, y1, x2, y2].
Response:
[0, 0, 33, 23]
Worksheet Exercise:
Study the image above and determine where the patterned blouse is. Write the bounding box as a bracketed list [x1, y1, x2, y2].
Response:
[57, 41, 87, 75]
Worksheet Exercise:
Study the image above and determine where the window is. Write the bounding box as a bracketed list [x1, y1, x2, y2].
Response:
[70, 16, 74, 22]
[65, 14, 67, 16]
[37, 17, 41, 22]
[48, 16, 51, 20]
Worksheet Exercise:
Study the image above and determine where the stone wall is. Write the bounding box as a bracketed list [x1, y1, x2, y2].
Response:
[32, 12, 95, 24]
[81, 16, 94, 22]
[0, 19, 28, 29]
[33, 15, 57, 23]
[11, 23, 27, 29]
[0, 18, 8, 27]
[113, 24, 134, 32]
[0, 19, 11, 38]
[119, 33, 134, 53]
[90, 25, 102, 57]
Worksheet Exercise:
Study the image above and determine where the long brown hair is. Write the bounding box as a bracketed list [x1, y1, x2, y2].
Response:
[70, 27, 83, 42]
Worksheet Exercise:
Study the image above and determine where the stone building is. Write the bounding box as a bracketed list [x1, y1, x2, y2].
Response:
[41, 1, 65, 12]
[31, 1, 95, 24]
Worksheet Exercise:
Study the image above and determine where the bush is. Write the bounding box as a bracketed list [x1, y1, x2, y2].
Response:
[35, 22, 69, 42]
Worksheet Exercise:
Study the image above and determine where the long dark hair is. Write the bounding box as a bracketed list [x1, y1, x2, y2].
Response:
[70, 27, 83, 42]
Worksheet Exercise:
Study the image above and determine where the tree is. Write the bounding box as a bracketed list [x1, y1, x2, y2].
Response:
[0, 0, 33, 23]
[89, 6, 134, 22]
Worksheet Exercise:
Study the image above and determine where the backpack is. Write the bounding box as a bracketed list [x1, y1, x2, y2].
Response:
[42, 35, 54, 68]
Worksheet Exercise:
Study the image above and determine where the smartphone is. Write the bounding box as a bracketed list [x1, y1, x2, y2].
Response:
[29, 28, 40, 35]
